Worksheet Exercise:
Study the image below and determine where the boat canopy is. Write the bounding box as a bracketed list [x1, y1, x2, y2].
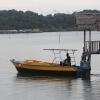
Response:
[43, 49, 77, 65]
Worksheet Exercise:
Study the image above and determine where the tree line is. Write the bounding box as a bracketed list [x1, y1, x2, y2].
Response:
[0, 9, 99, 32]
[0, 9, 76, 32]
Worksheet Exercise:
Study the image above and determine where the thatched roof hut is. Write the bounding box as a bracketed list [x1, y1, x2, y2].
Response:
[75, 13, 100, 30]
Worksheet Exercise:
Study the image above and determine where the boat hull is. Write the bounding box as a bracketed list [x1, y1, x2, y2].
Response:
[11, 59, 79, 77]
[16, 67, 78, 77]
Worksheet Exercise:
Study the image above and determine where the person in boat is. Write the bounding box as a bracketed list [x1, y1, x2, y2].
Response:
[60, 53, 71, 66]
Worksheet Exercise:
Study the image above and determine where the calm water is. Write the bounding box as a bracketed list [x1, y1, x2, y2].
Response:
[0, 31, 100, 100]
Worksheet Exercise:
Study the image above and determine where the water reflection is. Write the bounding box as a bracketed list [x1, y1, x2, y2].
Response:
[82, 75, 100, 100]
[82, 78, 92, 100]
[14, 74, 100, 100]
[13, 74, 89, 100]
[14, 75, 79, 100]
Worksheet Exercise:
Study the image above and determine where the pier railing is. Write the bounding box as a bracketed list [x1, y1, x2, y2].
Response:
[85, 41, 100, 54]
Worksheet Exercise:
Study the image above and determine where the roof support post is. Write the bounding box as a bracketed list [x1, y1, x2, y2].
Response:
[88, 30, 91, 69]
[84, 30, 86, 53]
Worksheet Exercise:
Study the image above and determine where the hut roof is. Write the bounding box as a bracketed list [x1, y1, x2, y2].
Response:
[75, 13, 100, 30]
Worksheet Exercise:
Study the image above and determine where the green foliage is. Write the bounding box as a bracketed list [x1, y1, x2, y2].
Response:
[0, 9, 76, 31]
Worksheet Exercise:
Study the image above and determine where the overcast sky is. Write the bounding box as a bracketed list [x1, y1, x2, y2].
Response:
[0, 0, 100, 15]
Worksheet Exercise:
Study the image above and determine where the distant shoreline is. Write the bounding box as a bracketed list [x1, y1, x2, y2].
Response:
[0, 28, 77, 34]
[0, 30, 76, 34]
[0, 29, 43, 34]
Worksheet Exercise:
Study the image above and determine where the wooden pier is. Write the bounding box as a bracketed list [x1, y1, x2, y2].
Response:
[75, 12, 100, 78]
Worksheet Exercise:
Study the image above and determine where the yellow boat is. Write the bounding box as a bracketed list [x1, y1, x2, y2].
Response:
[11, 49, 79, 77]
